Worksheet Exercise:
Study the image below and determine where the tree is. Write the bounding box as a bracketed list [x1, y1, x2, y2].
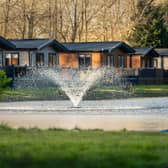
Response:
[2, 0, 168, 42]
[0, 70, 11, 95]
[127, 0, 168, 47]
[161, 0, 168, 45]
[0, 0, 18, 38]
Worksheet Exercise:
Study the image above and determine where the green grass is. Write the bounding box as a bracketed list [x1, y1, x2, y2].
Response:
[0, 126, 168, 168]
[133, 85, 168, 97]
[0, 85, 168, 101]
[0, 87, 67, 101]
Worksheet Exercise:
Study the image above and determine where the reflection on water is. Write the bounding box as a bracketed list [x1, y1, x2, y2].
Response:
[0, 97, 168, 131]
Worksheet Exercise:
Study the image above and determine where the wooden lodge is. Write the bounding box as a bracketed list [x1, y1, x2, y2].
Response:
[155, 48, 168, 70]
[61, 42, 135, 68]
[0, 36, 168, 84]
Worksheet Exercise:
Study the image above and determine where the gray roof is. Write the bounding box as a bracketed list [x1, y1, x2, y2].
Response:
[63, 41, 135, 53]
[0, 36, 16, 50]
[134, 47, 159, 57]
[10, 39, 68, 51]
[155, 48, 168, 56]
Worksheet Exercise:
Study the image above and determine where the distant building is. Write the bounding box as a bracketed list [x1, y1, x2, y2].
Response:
[3, 38, 67, 67]
[0, 36, 162, 70]
[131, 48, 159, 69]
[0, 36, 167, 84]
[0, 36, 16, 67]
[155, 48, 168, 70]
[62, 42, 135, 68]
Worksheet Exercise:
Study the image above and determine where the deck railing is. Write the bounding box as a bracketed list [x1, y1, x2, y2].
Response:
[2, 65, 168, 85]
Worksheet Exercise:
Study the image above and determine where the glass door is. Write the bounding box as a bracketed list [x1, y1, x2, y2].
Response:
[79, 54, 91, 68]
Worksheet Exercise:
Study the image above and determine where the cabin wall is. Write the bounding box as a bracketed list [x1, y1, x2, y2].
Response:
[78, 52, 101, 68]
[131, 55, 141, 69]
[59, 52, 102, 68]
[30, 46, 57, 67]
[59, 53, 79, 68]
[112, 48, 128, 67]
[91, 52, 101, 68]
[131, 55, 156, 69]
[131, 55, 148, 69]
[163, 57, 168, 70]
[156, 57, 168, 70]
[19, 51, 30, 66]
[0, 46, 57, 66]
[102, 48, 130, 68]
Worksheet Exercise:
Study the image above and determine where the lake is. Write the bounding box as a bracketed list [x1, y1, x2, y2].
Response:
[0, 97, 168, 131]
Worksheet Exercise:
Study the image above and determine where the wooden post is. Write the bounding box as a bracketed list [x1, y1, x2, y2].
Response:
[129, 55, 132, 68]
[161, 56, 164, 70]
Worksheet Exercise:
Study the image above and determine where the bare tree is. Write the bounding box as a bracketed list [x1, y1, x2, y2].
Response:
[1, 0, 165, 42]
[1, 0, 18, 37]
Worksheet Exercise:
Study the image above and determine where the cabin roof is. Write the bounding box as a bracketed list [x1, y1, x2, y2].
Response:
[9, 38, 68, 51]
[134, 47, 159, 57]
[155, 48, 168, 56]
[63, 41, 135, 53]
[0, 36, 16, 50]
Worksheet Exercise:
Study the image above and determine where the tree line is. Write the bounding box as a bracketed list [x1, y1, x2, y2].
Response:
[0, 0, 168, 47]
[127, 0, 168, 47]
[0, 0, 138, 41]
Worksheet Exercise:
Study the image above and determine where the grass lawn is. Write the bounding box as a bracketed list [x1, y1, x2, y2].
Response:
[133, 85, 168, 97]
[0, 85, 168, 101]
[0, 126, 168, 168]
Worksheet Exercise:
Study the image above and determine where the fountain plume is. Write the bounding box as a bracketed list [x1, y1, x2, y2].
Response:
[38, 67, 106, 107]
[14, 67, 131, 107]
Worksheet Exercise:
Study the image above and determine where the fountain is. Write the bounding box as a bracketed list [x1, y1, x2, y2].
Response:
[14, 67, 130, 107]
[2, 67, 168, 131]
[38, 67, 106, 107]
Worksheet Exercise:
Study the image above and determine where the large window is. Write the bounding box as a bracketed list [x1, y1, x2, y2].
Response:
[5, 53, 19, 66]
[79, 54, 91, 68]
[48, 53, 59, 67]
[106, 55, 114, 67]
[118, 56, 125, 68]
[36, 53, 44, 66]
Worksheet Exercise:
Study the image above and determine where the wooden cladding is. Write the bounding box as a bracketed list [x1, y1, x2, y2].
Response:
[59, 52, 102, 68]
[59, 50, 132, 69]
[1, 49, 156, 69]
[59, 53, 79, 68]
[92, 52, 101, 68]
[131, 56, 141, 69]
[102, 48, 130, 68]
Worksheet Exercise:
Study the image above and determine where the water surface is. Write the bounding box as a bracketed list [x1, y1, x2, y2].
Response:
[0, 97, 168, 131]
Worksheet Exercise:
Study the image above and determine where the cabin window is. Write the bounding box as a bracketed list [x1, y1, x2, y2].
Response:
[153, 58, 158, 68]
[107, 56, 114, 67]
[118, 56, 125, 68]
[5, 53, 19, 66]
[0, 51, 2, 66]
[79, 54, 91, 68]
[48, 53, 59, 67]
[36, 53, 44, 66]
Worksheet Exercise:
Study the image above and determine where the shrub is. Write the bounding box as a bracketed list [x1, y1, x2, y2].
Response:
[0, 70, 11, 95]
[0, 123, 13, 131]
